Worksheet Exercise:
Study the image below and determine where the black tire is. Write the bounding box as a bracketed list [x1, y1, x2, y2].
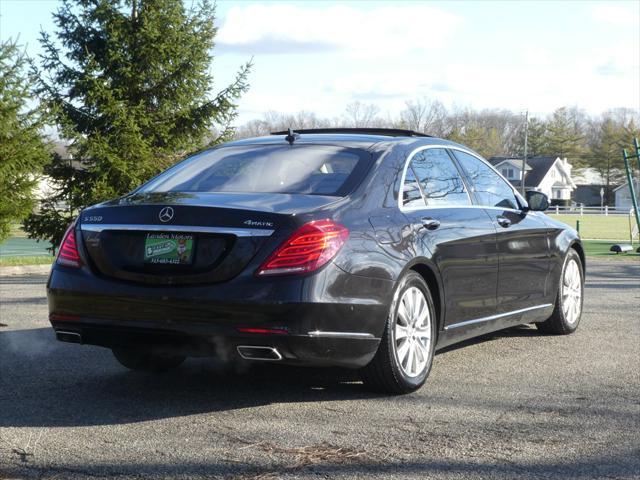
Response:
[112, 348, 185, 373]
[361, 271, 437, 394]
[536, 249, 584, 335]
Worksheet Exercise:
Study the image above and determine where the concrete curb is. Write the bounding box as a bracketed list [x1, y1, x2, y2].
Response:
[0, 264, 52, 277]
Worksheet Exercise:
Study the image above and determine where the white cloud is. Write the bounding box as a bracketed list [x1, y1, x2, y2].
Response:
[217, 3, 462, 56]
[221, 2, 639, 123]
[589, 3, 639, 27]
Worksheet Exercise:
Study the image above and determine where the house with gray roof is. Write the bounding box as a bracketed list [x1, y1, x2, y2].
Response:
[488, 156, 576, 205]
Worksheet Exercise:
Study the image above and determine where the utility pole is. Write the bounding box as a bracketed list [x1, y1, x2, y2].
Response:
[521, 110, 529, 196]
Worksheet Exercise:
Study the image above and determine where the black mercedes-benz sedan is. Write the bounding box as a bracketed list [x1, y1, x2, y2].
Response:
[48, 128, 585, 394]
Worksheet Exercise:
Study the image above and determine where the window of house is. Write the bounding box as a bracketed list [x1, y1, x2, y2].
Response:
[501, 168, 515, 179]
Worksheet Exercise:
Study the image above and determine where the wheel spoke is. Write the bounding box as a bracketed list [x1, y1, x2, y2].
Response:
[414, 293, 425, 324]
[415, 324, 430, 337]
[398, 301, 410, 326]
[397, 338, 410, 362]
[414, 345, 425, 373]
[416, 305, 429, 327]
[410, 288, 419, 320]
[412, 343, 422, 375]
[406, 342, 415, 374]
[404, 293, 414, 321]
[415, 338, 428, 357]
[396, 324, 409, 340]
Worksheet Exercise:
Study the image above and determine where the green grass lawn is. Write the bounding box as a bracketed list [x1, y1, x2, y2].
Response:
[548, 214, 637, 241]
[0, 237, 53, 257]
[581, 240, 639, 260]
[0, 256, 54, 267]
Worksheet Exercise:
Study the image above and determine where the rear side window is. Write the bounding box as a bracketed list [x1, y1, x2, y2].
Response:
[403, 148, 470, 207]
[452, 150, 519, 210]
[139, 145, 369, 196]
[402, 167, 426, 207]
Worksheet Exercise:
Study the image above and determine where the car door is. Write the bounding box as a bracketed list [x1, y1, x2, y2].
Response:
[400, 147, 499, 327]
[451, 149, 552, 314]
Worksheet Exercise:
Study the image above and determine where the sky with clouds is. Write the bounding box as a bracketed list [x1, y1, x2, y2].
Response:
[1, 0, 638, 123]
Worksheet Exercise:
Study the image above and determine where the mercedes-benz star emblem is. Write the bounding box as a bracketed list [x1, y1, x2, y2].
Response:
[159, 206, 174, 223]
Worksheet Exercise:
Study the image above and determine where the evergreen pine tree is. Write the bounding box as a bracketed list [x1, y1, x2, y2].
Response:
[590, 117, 634, 205]
[540, 107, 587, 165]
[0, 40, 50, 242]
[24, 0, 251, 247]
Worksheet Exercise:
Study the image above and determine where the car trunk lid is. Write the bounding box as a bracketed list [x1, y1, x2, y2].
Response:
[79, 192, 340, 285]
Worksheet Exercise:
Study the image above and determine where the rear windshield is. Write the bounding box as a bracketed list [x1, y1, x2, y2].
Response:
[138, 145, 371, 196]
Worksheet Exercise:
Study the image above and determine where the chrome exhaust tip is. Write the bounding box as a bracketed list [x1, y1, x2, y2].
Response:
[236, 345, 282, 361]
[56, 330, 82, 344]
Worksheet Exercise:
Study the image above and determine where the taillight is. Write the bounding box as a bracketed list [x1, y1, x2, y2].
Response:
[56, 223, 82, 268]
[256, 220, 349, 276]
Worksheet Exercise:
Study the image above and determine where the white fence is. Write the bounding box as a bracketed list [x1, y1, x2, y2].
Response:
[549, 205, 628, 216]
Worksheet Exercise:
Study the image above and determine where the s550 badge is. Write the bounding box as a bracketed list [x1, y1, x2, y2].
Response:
[83, 215, 103, 222]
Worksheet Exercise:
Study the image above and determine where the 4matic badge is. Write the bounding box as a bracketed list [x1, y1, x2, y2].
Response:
[244, 219, 274, 228]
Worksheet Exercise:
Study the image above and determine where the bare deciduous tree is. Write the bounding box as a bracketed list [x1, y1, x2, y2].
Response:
[343, 101, 382, 128]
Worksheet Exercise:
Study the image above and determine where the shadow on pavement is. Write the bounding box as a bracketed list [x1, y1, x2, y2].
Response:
[0, 323, 549, 429]
[0, 327, 381, 429]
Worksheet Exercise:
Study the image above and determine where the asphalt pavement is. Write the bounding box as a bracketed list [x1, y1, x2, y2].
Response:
[0, 261, 638, 479]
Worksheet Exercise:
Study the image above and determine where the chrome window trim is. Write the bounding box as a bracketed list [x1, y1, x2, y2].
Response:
[400, 204, 524, 214]
[80, 223, 274, 237]
[398, 145, 472, 211]
[307, 330, 376, 339]
[444, 304, 553, 331]
[398, 145, 524, 212]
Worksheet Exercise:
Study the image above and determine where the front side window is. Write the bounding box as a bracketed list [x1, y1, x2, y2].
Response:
[139, 145, 367, 196]
[453, 150, 520, 210]
[409, 148, 470, 207]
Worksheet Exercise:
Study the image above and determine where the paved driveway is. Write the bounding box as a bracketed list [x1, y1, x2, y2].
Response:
[0, 261, 638, 479]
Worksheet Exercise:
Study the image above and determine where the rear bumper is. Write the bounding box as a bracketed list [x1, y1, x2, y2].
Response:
[51, 319, 380, 368]
[47, 263, 392, 368]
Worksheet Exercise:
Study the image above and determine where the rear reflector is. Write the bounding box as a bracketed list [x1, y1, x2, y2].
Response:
[236, 327, 289, 335]
[57, 223, 82, 268]
[256, 220, 349, 276]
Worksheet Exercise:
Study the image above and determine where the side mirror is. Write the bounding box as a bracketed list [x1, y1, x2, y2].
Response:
[525, 191, 549, 212]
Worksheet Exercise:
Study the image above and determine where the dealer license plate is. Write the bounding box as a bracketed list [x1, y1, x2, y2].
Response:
[143, 233, 194, 265]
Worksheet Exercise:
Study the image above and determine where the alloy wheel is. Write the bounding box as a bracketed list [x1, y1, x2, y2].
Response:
[562, 258, 582, 325]
[395, 286, 432, 377]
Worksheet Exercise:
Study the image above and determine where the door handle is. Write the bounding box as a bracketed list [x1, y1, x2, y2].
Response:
[420, 217, 441, 230]
[496, 215, 511, 228]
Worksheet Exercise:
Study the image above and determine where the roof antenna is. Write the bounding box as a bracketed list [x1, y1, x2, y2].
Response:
[285, 128, 299, 145]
